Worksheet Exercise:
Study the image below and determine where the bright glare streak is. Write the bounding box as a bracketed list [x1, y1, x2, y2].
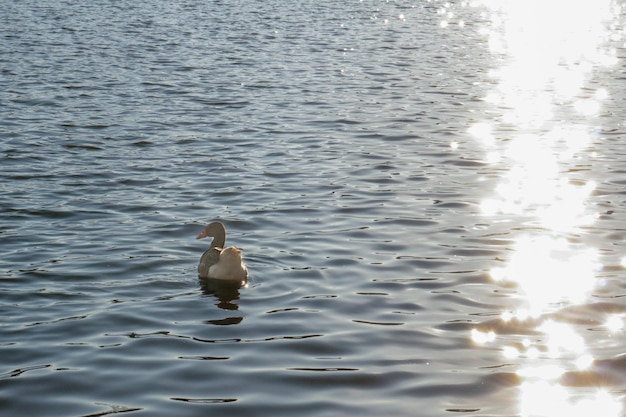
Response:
[502, 345, 519, 359]
[468, 122, 495, 146]
[519, 381, 567, 417]
[500, 311, 513, 322]
[481, 131, 597, 231]
[537, 320, 585, 355]
[515, 309, 531, 321]
[473, 0, 618, 233]
[490, 236, 598, 316]
[574, 98, 601, 116]
[595, 88, 609, 100]
[471, 328, 496, 344]
[525, 347, 540, 360]
[519, 382, 622, 417]
[477, 0, 618, 71]
[465, 0, 623, 416]
[575, 354, 594, 370]
[605, 315, 623, 332]
[517, 365, 564, 380]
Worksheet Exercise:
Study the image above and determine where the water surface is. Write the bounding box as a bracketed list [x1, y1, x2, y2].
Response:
[1, 1, 625, 416]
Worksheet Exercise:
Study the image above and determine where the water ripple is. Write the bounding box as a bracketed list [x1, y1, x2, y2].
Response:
[1, 1, 625, 416]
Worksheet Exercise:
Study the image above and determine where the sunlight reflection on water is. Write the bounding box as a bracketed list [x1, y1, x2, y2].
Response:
[457, 0, 624, 415]
[490, 236, 598, 316]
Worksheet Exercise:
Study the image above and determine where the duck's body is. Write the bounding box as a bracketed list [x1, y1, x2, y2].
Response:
[207, 247, 248, 281]
[196, 222, 248, 283]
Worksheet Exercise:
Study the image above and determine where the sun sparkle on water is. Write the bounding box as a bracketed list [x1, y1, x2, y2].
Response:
[470, 328, 495, 345]
[605, 315, 623, 333]
[519, 382, 622, 417]
[489, 236, 598, 316]
[454, 0, 625, 415]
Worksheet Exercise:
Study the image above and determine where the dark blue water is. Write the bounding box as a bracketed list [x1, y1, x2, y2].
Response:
[2, 1, 625, 416]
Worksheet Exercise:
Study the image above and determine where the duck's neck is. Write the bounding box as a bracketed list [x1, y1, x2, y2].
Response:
[210, 228, 226, 249]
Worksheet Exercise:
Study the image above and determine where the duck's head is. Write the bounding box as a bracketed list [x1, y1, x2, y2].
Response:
[196, 221, 225, 240]
[196, 221, 227, 249]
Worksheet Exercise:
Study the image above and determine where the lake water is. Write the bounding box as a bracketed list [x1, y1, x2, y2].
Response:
[1, 1, 625, 416]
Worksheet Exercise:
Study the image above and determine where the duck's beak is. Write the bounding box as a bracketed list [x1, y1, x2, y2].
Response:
[196, 230, 208, 240]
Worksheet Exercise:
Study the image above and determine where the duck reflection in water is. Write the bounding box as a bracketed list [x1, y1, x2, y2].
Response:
[199, 277, 244, 324]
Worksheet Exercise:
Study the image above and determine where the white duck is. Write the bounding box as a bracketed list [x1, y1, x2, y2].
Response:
[196, 221, 248, 283]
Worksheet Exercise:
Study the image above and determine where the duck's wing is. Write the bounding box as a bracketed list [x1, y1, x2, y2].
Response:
[198, 247, 222, 278]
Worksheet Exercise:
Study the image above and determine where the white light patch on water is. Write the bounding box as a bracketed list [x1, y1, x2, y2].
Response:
[605, 315, 623, 332]
[490, 236, 598, 316]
